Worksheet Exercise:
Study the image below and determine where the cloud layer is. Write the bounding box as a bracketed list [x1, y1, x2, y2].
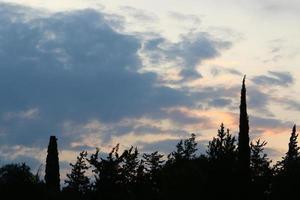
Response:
[0, 2, 297, 174]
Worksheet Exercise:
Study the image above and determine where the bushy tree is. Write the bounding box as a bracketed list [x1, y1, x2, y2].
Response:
[88, 144, 130, 200]
[250, 140, 272, 200]
[0, 163, 44, 200]
[64, 151, 90, 195]
[206, 123, 237, 200]
[207, 123, 237, 161]
[161, 134, 209, 200]
[142, 151, 164, 199]
[168, 133, 198, 162]
[121, 146, 139, 184]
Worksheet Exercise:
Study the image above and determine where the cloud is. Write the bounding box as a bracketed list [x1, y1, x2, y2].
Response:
[0, 2, 291, 175]
[142, 31, 232, 80]
[252, 71, 294, 87]
[251, 116, 292, 129]
[119, 6, 158, 22]
[0, 4, 197, 146]
[3, 108, 39, 121]
[210, 66, 242, 76]
[138, 138, 208, 155]
[208, 98, 232, 108]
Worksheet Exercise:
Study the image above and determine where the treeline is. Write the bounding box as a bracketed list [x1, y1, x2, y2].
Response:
[1, 77, 300, 200]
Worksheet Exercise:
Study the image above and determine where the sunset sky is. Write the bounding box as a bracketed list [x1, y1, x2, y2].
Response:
[0, 0, 300, 177]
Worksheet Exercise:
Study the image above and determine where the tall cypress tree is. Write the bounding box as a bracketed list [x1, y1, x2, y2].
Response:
[237, 76, 251, 198]
[45, 136, 60, 193]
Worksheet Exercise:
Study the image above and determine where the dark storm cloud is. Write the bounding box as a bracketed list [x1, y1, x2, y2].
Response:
[0, 4, 193, 146]
[252, 71, 294, 86]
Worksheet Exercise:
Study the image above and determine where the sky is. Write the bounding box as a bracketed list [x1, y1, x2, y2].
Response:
[0, 0, 300, 178]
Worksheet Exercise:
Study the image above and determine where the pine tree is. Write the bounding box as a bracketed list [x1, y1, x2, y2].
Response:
[121, 146, 139, 185]
[283, 125, 300, 171]
[65, 151, 90, 195]
[88, 144, 124, 200]
[168, 133, 198, 162]
[271, 125, 300, 200]
[206, 124, 237, 200]
[143, 151, 164, 175]
[45, 136, 60, 193]
[207, 123, 237, 161]
[142, 151, 164, 200]
[250, 140, 272, 200]
[250, 140, 271, 178]
[237, 76, 251, 198]
[274, 125, 300, 173]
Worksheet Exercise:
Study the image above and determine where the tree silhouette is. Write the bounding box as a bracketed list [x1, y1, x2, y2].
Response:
[0, 163, 44, 200]
[250, 140, 272, 200]
[45, 136, 60, 195]
[271, 125, 300, 199]
[168, 133, 197, 163]
[142, 151, 164, 200]
[281, 125, 300, 171]
[206, 123, 237, 200]
[207, 123, 237, 161]
[161, 134, 208, 200]
[88, 144, 124, 200]
[120, 146, 140, 199]
[64, 151, 90, 197]
[237, 75, 251, 199]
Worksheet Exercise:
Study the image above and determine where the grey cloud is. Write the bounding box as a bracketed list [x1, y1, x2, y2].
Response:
[143, 32, 231, 80]
[120, 6, 158, 22]
[0, 3, 287, 174]
[279, 99, 300, 111]
[271, 97, 300, 114]
[0, 155, 42, 172]
[138, 138, 208, 155]
[210, 66, 242, 76]
[250, 116, 292, 129]
[0, 4, 194, 146]
[164, 110, 207, 125]
[192, 84, 271, 114]
[265, 147, 283, 161]
[208, 98, 232, 108]
[247, 88, 272, 115]
[252, 71, 294, 86]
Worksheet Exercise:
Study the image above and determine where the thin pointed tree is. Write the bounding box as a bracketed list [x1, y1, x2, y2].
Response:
[284, 125, 300, 171]
[275, 125, 300, 173]
[45, 136, 60, 193]
[237, 76, 251, 198]
[271, 125, 300, 200]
